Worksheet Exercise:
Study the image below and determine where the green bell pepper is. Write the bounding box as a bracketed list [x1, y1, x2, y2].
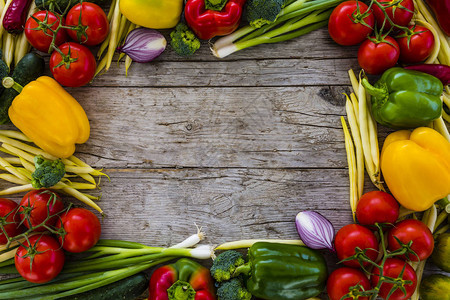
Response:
[361, 67, 443, 129]
[235, 242, 328, 300]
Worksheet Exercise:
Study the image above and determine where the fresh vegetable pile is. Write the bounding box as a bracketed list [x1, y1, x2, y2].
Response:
[335, 5, 450, 288]
[0, 189, 101, 283]
[0, 0, 447, 299]
[0, 227, 215, 298]
[328, 0, 449, 73]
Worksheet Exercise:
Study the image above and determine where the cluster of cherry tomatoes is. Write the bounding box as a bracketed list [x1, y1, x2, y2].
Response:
[0, 189, 101, 283]
[327, 191, 434, 300]
[328, 0, 434, 74]
[24, 2, 109, 87]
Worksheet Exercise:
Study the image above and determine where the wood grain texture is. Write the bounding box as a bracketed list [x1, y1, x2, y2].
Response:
[157, 28, 359, 61]
[68, 85, 392, 169]
[86, 28, 361, 87]
[91, 58, 360, 87]
[97, 168, 353, 244]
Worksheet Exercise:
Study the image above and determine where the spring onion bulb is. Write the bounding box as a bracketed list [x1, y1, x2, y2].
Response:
[295, 211, 335, 251]
[117, 28, 166, 63]
[0, 237, 216, 299]
[170, 224, 205, 249]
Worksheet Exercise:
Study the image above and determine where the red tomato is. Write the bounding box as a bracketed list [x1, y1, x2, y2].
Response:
[24, 11, 68, 53]
[328, 1, 375, 46]
[387, 219, 434, 261]
[15, 234, 65, 283]
[356, 191, 399, 226]
[56, 208, 101, 253]
[327, 267, 372, 300]
[357, 36, 399, 75]
[65, 3, 109, 46]
[370, 258, 417, 300]
[396, 25, 435, 63]
[335, 224, 379, 268]
[50, 42, 96, 87]
[19, 189, 64, 232]
[372, 0, 414, 31]
[0, 198, 22, 244]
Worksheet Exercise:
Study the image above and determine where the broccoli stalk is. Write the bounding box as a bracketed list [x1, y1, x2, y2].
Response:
[170, 23, 201, 57]
[31, 155, 65, 188]
[245, 0, 286, 28]
[217, 278, 252, 300]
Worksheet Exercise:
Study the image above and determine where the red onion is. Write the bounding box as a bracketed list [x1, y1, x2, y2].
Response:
[295, 211, 335, 251]
[117, 28, 166, 63]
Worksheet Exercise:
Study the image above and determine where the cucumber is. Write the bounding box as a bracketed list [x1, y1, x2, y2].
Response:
[61, 272, 149, 300]
[0, 56, 9, 97]
[0, 52, 45, 124]
[35, 0, 112, 12]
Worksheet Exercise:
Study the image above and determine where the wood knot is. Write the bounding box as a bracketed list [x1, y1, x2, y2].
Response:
[318, 86, 349, 107]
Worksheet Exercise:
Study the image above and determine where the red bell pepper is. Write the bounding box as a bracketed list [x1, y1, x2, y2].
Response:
[185, 0, 246, 40]
[149, 258, 216, 300]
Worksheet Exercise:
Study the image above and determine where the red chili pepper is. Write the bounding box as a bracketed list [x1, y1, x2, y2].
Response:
[149, 258, 216, 300]
[185, 0, 246, 40]
[425, 0, 450, 36]
[405, 64, 450, 86]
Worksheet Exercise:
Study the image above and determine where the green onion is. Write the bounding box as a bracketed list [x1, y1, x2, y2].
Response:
[212, 0, 343, 58]
[0, 230, 213, 299]
[215, 239, 304, 250]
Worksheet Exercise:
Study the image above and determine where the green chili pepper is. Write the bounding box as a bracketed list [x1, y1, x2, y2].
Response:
[235, 242, 328, 300]
[362, 67, 443, 129]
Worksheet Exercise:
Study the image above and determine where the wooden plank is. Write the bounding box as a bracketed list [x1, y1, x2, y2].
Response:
[70, 85, 392, 169]
[90, 57, 360, 87]
[89, 29, 361, 87]
[97, 167, 354, 245]
[132, 28, 359, 61]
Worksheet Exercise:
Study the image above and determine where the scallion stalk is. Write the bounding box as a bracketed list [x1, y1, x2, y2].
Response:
[0, 233, 214, 299]
[215, 239, 304, 250]
[212, 0, 343, 58]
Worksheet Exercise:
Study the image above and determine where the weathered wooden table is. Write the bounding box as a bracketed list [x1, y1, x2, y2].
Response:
[52, 26, 442, 297]
[79, 28, 359, 242]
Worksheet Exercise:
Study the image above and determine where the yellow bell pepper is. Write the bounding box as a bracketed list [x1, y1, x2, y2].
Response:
[381, 127, 450, 211]
[119, 0, 183, 29]
[8, 76, 90, 158]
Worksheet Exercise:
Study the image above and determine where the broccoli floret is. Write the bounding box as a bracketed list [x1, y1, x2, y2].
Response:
[170, 23, 201, 57]
[217, 278, 252, 300]
[210, 250, 246, 282]
[245, 0, 285, 28]
[31, 155, 65, 188]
